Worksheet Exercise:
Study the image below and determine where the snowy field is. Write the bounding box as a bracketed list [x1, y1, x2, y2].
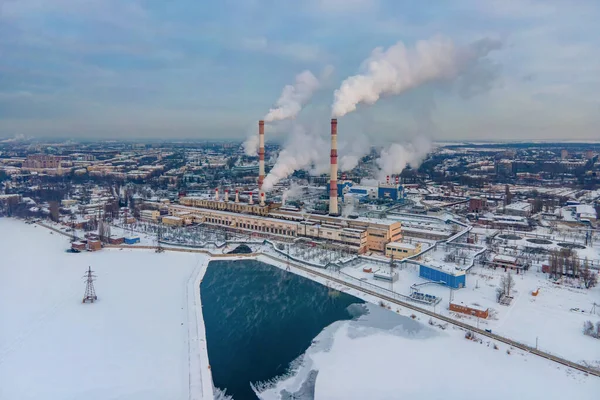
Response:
[0, 218, 210, 400]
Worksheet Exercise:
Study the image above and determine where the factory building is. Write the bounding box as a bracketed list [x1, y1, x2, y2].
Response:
[418, 264, 466, 289]
[140, 209, 160, 222]
[165, 118, 402, 254]
[330, 176, 404, 202]
[385, 242, 422, 259]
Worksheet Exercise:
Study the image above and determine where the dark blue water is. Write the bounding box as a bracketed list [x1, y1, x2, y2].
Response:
[201, 260, 363, 399]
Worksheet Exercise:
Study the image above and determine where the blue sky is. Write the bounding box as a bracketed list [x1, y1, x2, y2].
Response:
[0, 0, 599, 141]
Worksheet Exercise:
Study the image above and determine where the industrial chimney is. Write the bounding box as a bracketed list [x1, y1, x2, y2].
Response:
[235, 189, 239, 203]
[249, 191, 254, 205]
[260, 192, 265, 206]
[386, 175, 390, 184]
[215, 188, 220, 202]
[329, 118, 339, 216]
[224, 189, 229, 202]
[258, 120, 265, 194]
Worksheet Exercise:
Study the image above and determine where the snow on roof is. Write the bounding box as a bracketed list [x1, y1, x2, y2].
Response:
[505, 202, 531, 211]
[387, 241, 417, 250]
[494, 254, 518, 263]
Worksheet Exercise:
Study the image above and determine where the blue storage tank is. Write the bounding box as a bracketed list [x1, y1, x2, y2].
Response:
[419, 265, 466, 289]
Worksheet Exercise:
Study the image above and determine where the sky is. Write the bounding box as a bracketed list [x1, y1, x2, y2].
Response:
[0, 0, 599, 142]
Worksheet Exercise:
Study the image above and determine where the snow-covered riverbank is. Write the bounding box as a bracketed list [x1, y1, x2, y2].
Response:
[0, 218, 213, 399]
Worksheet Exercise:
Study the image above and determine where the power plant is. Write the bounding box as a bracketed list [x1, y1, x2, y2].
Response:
[167, 118, 403, 254]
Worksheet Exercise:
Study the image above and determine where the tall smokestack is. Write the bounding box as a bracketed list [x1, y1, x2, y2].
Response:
[329, 118, 339, 216]
[386, 175, 390, 184]
[224, 189, 229, 202]
[258, 120, 265, 191]
[215, 188, 220, 202]
[235, 189, 239, 203]
[249, 191, 254, 205]
[260, 192, 265, 206]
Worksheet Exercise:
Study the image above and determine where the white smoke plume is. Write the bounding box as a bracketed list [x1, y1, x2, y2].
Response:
[281, 182, 305, 205]
[375, 136, 432, 180]
[261, 125, 329, 192]
[243, 66, 334, 156]
[243, 134, 259, 156]
[264, 70, 320, 122]
[332, 36, 502, 117]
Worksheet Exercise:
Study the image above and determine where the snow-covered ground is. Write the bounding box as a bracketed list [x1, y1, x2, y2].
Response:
[339, 261, 600, 366]
[0, 218, 211, 399]
[258, 304, 600, 400]
[2, 217, 599, 399]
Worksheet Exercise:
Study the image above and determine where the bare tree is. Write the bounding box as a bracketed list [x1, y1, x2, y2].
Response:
[49, 201, 60, 222]
[581, 266, 598, 289]
[499, 272, 516, 297]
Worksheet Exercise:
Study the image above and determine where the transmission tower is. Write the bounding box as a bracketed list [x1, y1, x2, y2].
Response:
[82, 266, 98, 303]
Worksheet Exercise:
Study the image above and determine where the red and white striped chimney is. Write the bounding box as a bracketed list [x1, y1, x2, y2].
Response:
[235, 189, 239, 203]
[386, 175, 390, 184]
[329, 118, 339, 216]
[258, 120, 265, 187]
[258, 120, 266, 205]
[395, 175, 399, 185]
[224, 189, 229, 202]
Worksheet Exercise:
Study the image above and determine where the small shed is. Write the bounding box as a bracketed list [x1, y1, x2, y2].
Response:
[124, 237, 140, 245]
[108, 236, 124, 245]
[71, 241, 86, 252]
[450, 302, 489, 319]
[88, 240, 102, 251]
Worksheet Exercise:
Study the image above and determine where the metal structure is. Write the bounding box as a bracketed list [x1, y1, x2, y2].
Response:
[82, 266, 98, 303]
[258, 120, 266, 205]
[329, 118, 339, 216]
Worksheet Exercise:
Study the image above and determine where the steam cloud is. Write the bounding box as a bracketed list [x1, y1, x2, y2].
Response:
[281, 182, 304, 205]
[375, 136, 433, 180]
[261, 125, 329, 192]
[332, 36, 502, 117]
[261, 36, 501, 189]
[243, 134, 259, 156]
[243, 66, 333, 156]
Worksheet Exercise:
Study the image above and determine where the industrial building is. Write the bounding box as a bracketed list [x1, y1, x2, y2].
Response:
[418, 264, 466, 289]
[140, 209, 160, 222]
[330, 175, 405, 202]
[164, 118, 403, 254]
[449, 303, 489, 319]
[385, 241, 422, 259]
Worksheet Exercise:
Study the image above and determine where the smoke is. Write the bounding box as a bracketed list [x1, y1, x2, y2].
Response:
[331, 36, 502, 117]
[243, 66, 334, 156]
[281, 183, 304, 205]
[243, 134, 259, 156]
[375, 136, 432, 180]
[342, 194, 359, 217]
[264, 70, 321, 122]
[261, 125, 329, 192]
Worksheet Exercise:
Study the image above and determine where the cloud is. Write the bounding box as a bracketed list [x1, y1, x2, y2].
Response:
[241, 37, 324, 62]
